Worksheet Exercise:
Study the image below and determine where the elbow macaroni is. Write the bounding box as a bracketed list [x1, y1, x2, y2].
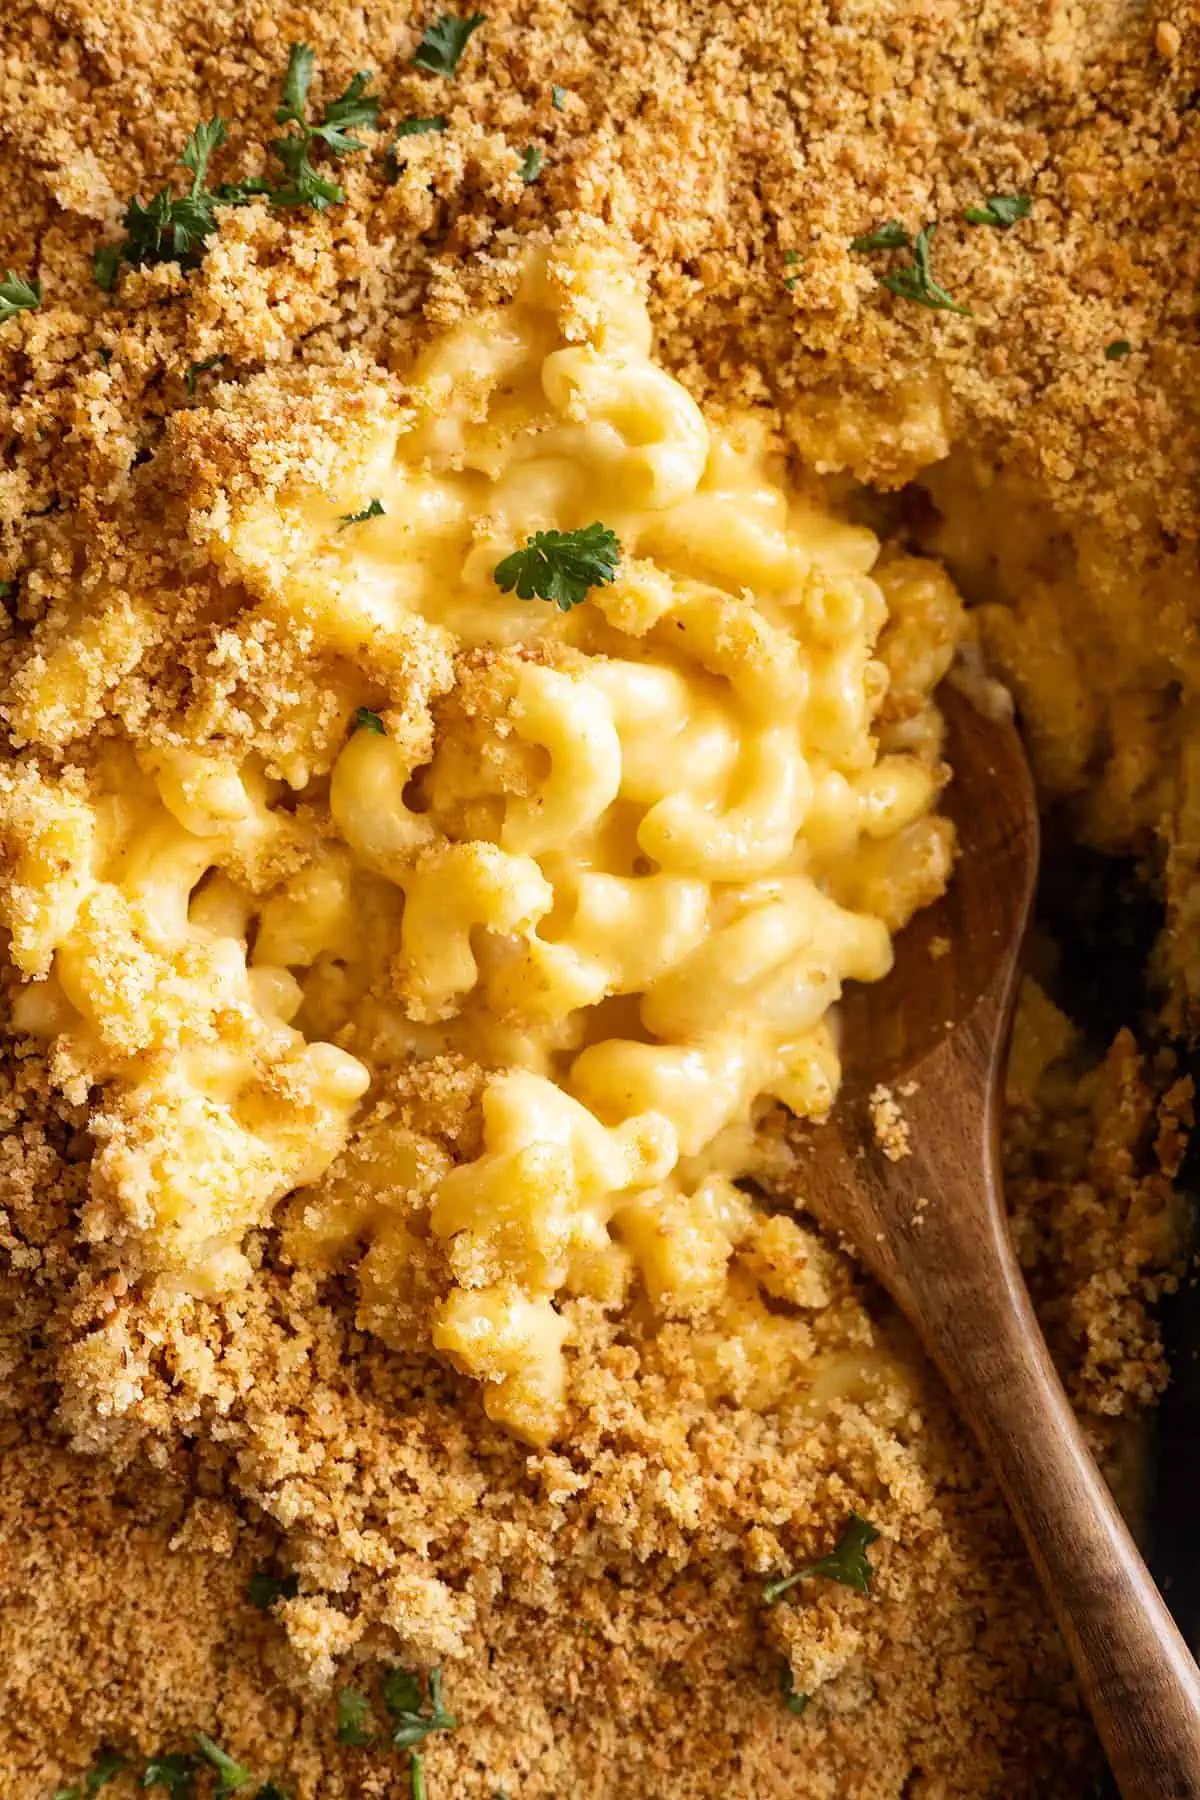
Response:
[0, 242, 964, 1441]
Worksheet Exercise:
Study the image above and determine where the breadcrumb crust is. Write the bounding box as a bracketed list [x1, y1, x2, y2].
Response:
[1, 1, 1196, 1796]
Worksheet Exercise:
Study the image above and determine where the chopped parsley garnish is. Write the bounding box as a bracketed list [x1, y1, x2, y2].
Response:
[96, 117, 234, 284]
[494, 522, 621, 612]
[255, 1787, 290, 1800]
[780, 1664, 810, 1717]
[143, 1752, 198, 1796]
[194, 1733, 255, 1796]
[1106, 339, 1132, 360]
[352, 706, 386, 734]
[763, 1512, 882, 1606]
[97, 347, 112, 366]
[551, 85, 566, 110]
[783, 248, 803, 289]
[413, 13, 485, 77]
[964, 193, 1031, 229]
[383, 1667, 458, 1752]
[518, 144, 544, 184]
[53, 1749, 129, 1799]
[0, 269, 41, 321]
[410, 1751, 428, 1800]
[0, 580, 13, 599]
[93, 245, 122, 292]
[185, 355, 224, 396]
[270, 45, 380, 211]
[337, 1687, 375, 1747]
[338, 498, 386, 527]
[880, 225, 971, 316]
[849, 220, 910, 253]
[394, 114, 448, 138]
[246, 1569, 299, 1609]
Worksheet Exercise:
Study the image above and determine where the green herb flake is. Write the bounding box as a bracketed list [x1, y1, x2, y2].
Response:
[964, 193, 1031, 229]
[185, 354, 224, 396]
[55, 1750, 130, 1800]
[95, 115, 248, 285]
[849, 220, 910, 253]
[763, 1512, 882, 1607]
[394, 114, 448, 138]
[1105, 339, 1133, 361]
[194, 1732, 255, 1797]
[494, 522, 621, 612]
[551, 85, 566, 110]
[253, 1786, 291, 1799]
[383, 1666, 458, 1753]
[413, 12, 486, 77]
[143, 1752, 198, 1797]
[97, 347, 113, 366]
[409, 1751, 428, 1800]
[86, 1751, 130, 1795]
[880, 225, 972, 316]
[783, 250, 803, 290]
[270, 46, 380, 211]
[352, 706, 386, 735]
[780, 1665, 810, 1717]
[93, 245, 122, 292]
[0, 581, 13, 599]
[337, 1686, 375, 1747]
[338, 498, 386, 527]
[517, 145, 544, 184]
[0, 270, 41, 322]
[246, 1569, 299, 1610]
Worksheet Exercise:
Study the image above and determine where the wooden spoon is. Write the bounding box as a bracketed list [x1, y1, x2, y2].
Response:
[795, 679, 1200, 1799]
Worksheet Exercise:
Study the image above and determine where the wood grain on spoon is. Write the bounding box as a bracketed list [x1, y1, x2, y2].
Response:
[795, 680, 1200, 1800]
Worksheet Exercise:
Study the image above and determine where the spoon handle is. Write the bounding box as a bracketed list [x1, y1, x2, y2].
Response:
[882, 1134, 1200, 1798]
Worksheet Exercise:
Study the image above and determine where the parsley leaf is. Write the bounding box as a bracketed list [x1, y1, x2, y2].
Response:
[93, 246, 122, 292]
[339, 498, 386, 527]
[518, 145, 544, 184]
[0, 270, 41, 321]
[783, 249, 803, 290]
[493, 522, 621, 612]
[383, 1666, 457, 1752]
[96, 116, 242, 284]
[780, 1665, 810, 1717]
[410, 1751, 428, 1800]
[277, 42, 316, 121]
[337, 1686, 375, 1746]
[194, 1733, 255, 1797]
[880, 225, 971, 316]
[964, 193, 1031, 229]
[763, 1512, 882, 1606]
[413, 13, 485, 76]
[185, 354, 224, 396]
[352, 707, 386, 735]
[269, 46, 379, 211]
[254, 1787, 291, 1799]
[55, 1749, 130, 1799]
[0, 580, 13, 599]
[143, 1752, 197, 1797]
[551, 85, 566, 110]
[393, 115, 448, 138]
[849, 220, 910, 252]
[246, 1569, 298, 1610]
[1106, 339, 1132, 360]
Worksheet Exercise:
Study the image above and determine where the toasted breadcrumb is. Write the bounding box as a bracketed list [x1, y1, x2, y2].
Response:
[1, 1, 1197, 1796]
[869, 1084, 913, 1162]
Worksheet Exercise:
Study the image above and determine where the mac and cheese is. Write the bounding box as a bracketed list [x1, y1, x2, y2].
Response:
[0, 243, 963, 1442]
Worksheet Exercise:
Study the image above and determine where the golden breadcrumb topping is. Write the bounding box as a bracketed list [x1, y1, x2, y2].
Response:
[1, 1, 1198, 1796]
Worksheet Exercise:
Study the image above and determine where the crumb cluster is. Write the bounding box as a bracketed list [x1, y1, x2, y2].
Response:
[1, 2, 1197, 1797]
